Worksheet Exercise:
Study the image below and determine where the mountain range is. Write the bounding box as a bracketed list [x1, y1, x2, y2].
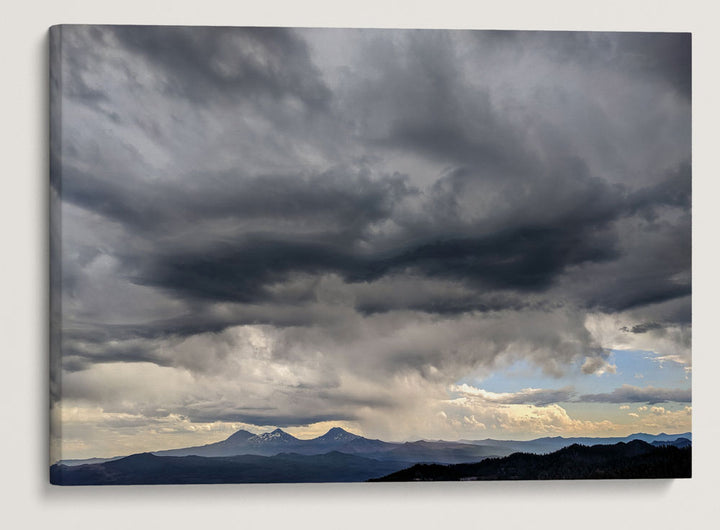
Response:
[51, 433, 691, 485]
[152, 427, 395, 458]
[57, 427, 692, 467]
[52, 427, 692, 484]
[459, 431, 693, 455]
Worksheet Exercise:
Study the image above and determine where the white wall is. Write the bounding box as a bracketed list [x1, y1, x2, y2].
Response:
[2, 1, 718, 529]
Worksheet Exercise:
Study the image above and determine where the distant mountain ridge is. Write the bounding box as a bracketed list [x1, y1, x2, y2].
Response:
[459, 431, 692, 455]
[56, 428, 692, 467]
[652, 437, 691, 448]
[50, 438, 692, 485]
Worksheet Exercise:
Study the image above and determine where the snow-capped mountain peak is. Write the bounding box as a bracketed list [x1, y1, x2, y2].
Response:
[318, 427, 360, 442]
[254, 428, 298, 443]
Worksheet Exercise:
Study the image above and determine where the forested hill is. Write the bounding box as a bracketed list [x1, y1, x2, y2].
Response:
[371, 440, 691, 481]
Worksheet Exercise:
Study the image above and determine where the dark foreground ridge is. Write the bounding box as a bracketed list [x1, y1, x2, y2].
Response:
[370, 440, 691, 481]
[50, 451, 411, 485]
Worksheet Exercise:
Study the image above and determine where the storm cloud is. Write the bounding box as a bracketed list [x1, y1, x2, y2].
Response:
[51, 26, 691, 453]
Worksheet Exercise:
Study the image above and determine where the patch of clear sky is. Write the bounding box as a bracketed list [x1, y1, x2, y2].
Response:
[458, 349, 690, 397]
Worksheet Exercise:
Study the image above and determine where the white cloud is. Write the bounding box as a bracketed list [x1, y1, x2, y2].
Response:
[449, 383, 574, 405]
[584, 311, 691, 366]
[442, 399, 619, 438]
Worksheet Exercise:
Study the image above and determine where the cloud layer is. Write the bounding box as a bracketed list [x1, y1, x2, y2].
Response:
[51, 26, 691, 456]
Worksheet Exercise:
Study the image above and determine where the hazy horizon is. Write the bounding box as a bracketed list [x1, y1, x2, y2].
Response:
[57, 425, 693, 463]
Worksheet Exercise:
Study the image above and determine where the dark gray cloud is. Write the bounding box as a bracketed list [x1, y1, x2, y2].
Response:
[170, 389, 395, 427]
[172, 410, 357, 428]
[129, 223, 619, 309]
[58, 156, 688, 320]
[486, 388, 576, 406]
[573, 211, 691, 313]
[611, 32, 691, 98]
[621, 322, 665, 334]
[579, 385, 691, 404]
[108, 25, 332, 109]
[454, 383, 692, 407]
[59, 163, 412, 239]
[52, 26, 691, 437]
[57, 28, 690, 316]
[62, 162, 687, 324]
[475, 31, 691, 98]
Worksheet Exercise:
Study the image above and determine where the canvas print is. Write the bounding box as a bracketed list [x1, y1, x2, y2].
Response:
[49, 25, 691, 485]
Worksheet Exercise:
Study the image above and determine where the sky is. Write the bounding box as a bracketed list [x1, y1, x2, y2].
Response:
[50, 26, 691, 460]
